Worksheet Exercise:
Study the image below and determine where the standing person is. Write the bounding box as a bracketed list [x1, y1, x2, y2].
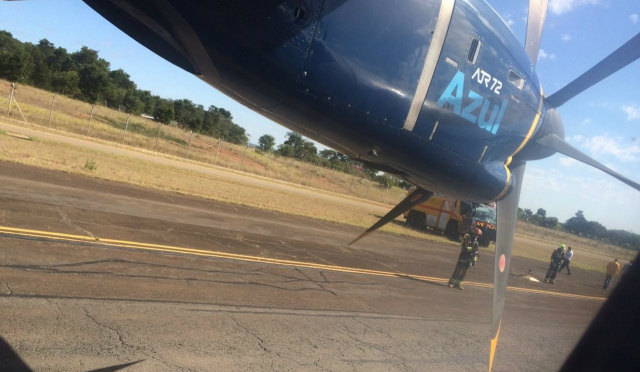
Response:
[544, 244, 566, 284]
[448, 234, 477, 290]
[559, 247, 574, 275]
[603, 258, 620, 290]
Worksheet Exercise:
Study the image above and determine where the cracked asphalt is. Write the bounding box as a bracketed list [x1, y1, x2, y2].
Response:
[0, 162, 608, 371]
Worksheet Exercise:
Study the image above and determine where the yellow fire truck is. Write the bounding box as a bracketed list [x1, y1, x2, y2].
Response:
[403, 193, 497, 246]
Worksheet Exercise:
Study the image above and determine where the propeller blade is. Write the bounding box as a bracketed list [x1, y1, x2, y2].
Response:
[524, 0, 548, 67]
[349, 188, 433, 245]
[546, 32, 640, 108]
[490, 161, 526, 371]
[535, 133, 640, 192]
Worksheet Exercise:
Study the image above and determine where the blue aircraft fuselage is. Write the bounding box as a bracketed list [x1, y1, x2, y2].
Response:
[85, 0, 556, 202]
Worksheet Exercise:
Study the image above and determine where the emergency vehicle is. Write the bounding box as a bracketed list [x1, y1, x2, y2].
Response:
[403, 193, 497, 246]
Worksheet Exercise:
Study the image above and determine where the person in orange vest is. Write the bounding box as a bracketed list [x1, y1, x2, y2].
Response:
[603, 258, 620, 290]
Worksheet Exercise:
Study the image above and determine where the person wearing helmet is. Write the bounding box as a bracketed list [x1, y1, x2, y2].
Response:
[448, 233, 477, 290]
[544, 244, 566, 284]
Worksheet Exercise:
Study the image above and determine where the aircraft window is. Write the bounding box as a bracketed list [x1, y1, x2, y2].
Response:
[509, 70, 525, 89]
[468, 38, 481, 63]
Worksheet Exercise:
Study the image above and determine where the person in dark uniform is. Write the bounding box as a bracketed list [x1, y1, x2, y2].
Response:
[448, 233, 479, 290]
[544, 244, 566, 284]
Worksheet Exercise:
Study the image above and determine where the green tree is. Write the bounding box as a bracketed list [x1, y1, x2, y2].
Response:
[174, 99, 204, 132]
[122, 90, 144, 114]
[258, 134, 275, 152]
[276, 143, 295, 157]
[153, 99, 174, 124]
[51, 70, 80, 96]
[77, 62, 109, 102]
[283, 131, 318, 161]
[564, 210, 588, 234]
[0, 31, 33, 82]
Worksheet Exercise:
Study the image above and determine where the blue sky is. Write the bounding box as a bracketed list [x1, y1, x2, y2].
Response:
[1, 0, 639, 232]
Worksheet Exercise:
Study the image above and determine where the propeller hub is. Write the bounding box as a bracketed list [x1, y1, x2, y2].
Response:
[514, 107, 564, 161]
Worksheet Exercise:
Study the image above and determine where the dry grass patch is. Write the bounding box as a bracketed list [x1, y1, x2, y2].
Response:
[0, 133, 450, 244]
[0, 79, 408, 206]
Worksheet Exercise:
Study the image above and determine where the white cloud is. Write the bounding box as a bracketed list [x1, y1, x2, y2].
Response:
[549, 0, 600, 15]
[580, 118, 592, 126]
[561, 33, 572, 41]
[574, 134, 640, 162]
[538, 49, 556, 61]
[622, 105, 640, 120]
[507, 19, 515, 26]
[631, 14, 639, 24]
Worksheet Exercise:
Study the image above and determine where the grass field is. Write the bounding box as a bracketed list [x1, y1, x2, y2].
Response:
[0, 79, 408, 206]
[2, 129, 636, 273]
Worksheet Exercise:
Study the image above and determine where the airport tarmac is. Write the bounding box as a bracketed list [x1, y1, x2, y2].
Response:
[0, 162, 609, 372]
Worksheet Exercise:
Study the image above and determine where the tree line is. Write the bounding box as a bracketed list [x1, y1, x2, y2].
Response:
[518, 208, 639, 251]
[257, 132, 412, 189]
[0, 31, 248, 144]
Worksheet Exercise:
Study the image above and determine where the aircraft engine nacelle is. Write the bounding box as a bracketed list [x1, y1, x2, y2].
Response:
[86, 0, 549, 202]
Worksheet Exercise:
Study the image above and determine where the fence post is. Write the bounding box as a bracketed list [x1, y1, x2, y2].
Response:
[6, 83, 14, 117]
[240, 145, 248, 170]
[122, 114, 130, 144]
[264, 152, 272, 177]
[47, 95, 55, 128]
[383, 185, 390, 204]
[287, 159, 295, 181]
[328, 169, 336, 192]
[186, 131, 194, 158]
[214, 138, 222, 165]
[349, 172, 356, 194]
[86, 104, 94, 136]
[154, 123, 162, 152]
[309, 163, 317, 187]
[365, 179, 371, 199]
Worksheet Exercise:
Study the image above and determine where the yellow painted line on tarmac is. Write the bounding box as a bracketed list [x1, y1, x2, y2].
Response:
[0, 225, 605, 301]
